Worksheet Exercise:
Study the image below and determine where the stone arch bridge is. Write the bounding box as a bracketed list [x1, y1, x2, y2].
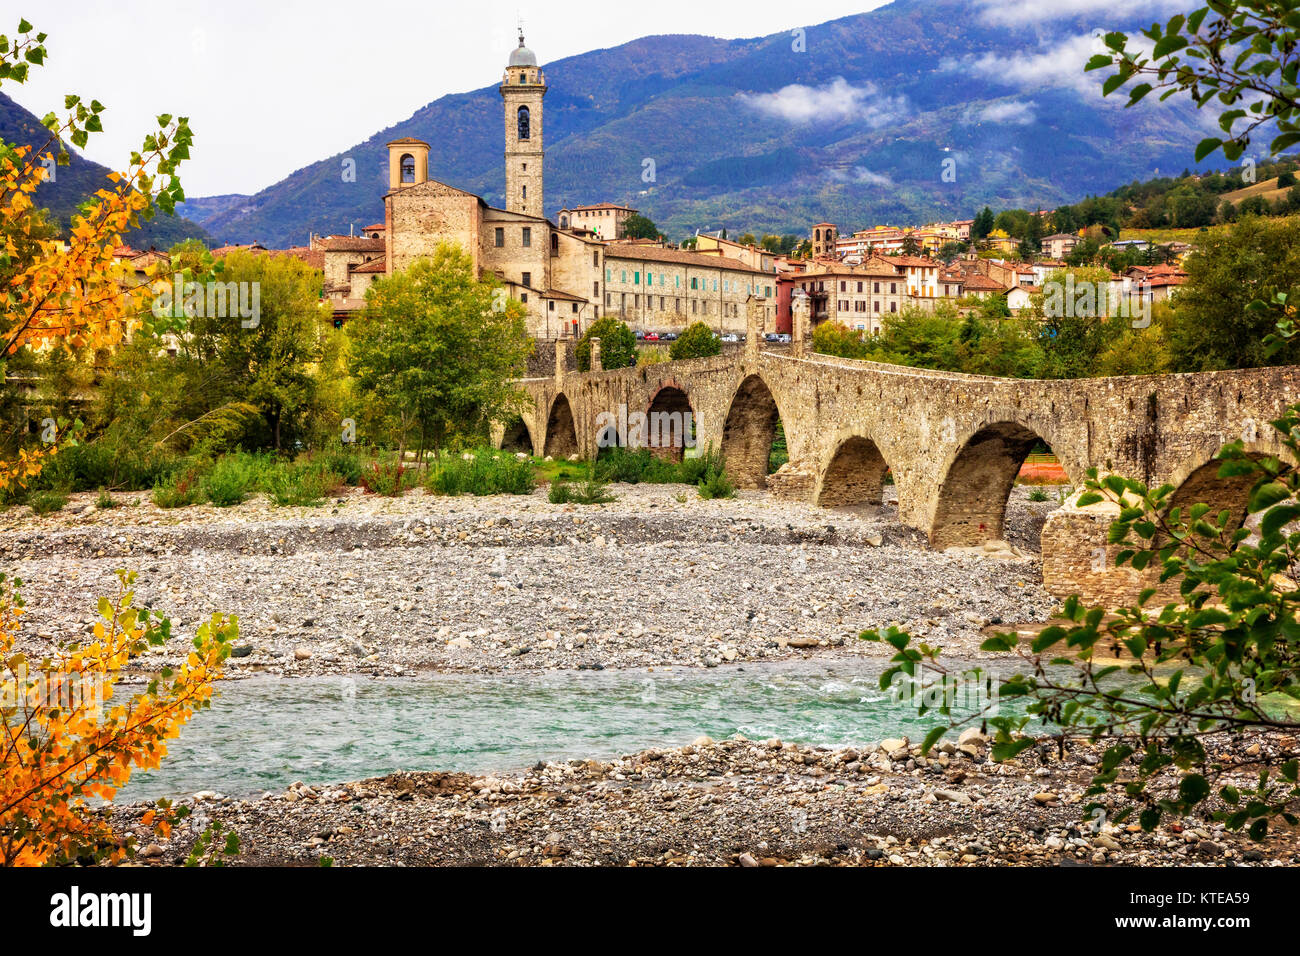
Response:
[498, 335, 1300, 605]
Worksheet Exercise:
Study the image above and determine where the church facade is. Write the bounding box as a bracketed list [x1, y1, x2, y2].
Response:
[374, 33, 773, 338]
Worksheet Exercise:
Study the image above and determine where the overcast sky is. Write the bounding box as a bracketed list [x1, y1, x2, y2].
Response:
[7, 0, 890, 197]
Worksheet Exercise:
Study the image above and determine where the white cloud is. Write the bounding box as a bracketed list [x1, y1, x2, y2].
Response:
[739, 77, 908, 127]
[827, 166, 893, 186]
[979, 100, 1038, 125]
[973, 0, 1185, 26]
[951, 33, 1117, 100]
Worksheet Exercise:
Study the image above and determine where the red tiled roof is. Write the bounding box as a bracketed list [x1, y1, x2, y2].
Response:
[350, 257, 386, 274]
[316, 236, 385, 253]
[362, 222, 385, 232]
[961, 273, 1008, 292]
[604, 242, 765, 273]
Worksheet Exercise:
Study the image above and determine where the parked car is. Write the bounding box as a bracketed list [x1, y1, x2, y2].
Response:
[777, 333, 792, 344]
[644, 332, 660, 341]
[720, 333, 739, 343]
[662, 332, 678, 341]
[765, 332, 782, 343]
[634, 330, 645, 340]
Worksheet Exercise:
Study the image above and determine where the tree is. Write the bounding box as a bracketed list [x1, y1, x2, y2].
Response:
[576, 316, 636, 371]
[1167, 215, 1300, 370]
[669, 321, 721, 360]
[184, 249, 325, 450]
[900, 234, 922, 257]
[0, 17, 234, 865]
[972, 207, 996, 241]
[1090, 3, 1300, 161]
[622, 213, 659, 240]
[812, 321, 871, 360]
[346, 243, 533, 463]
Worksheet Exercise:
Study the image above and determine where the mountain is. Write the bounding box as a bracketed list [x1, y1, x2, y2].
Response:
[183, 0, 1217, 246]
[0, 92, 211, 248]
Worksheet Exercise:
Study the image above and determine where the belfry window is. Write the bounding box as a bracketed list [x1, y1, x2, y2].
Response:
[517, 105, 530, 140]
[400, 153, 415, 184]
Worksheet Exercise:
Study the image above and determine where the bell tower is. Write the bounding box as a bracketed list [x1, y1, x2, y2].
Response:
[500, 29, 546, 217]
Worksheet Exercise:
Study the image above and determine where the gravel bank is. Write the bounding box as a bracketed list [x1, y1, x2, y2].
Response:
[6, 484, 1064, 676]
[112, 730, 1300, 867]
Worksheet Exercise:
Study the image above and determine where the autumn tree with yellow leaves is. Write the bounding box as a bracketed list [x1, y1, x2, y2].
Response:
[0, 18, 234, 865]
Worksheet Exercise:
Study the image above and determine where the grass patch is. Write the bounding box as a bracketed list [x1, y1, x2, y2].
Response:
[427, 450, 536, 497]
[152, 467, 207, 509]
[548, 464, 615, 505]
[266, 461, 344, 507]
[201, 452, 272, 507]
[30, 490, 69, 515]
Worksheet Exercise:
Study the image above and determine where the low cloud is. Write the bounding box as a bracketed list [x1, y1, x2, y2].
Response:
[979, 100, 1038, 125]
[973, 0, 1185, 26]
[739, 77, 908, 127]
[947, 34, 1118, 100]
[827, 166, 893, 186]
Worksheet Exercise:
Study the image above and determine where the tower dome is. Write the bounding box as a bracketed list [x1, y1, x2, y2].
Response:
[509, 31, 536, 67]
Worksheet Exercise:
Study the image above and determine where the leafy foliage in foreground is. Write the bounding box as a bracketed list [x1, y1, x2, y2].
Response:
[864, 398, 1300, 839]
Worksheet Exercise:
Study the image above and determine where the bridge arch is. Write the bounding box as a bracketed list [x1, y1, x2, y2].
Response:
[816, 431, 895, 507]
[1162, 441, 1293, 544]
[721, 374, 785, 489]
[543, 394, 579, 459]
[499, 416, 534, 455]
[930, 416, 1061, 549]
[645, 384, 696, 462]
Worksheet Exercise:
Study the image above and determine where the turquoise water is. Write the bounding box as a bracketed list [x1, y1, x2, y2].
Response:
[118, 661, 1008, 802]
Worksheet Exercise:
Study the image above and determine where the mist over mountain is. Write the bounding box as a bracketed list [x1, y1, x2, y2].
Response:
[181, 0, 1212, 246]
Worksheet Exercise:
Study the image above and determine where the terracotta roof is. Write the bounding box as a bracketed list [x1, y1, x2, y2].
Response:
[273, 246, 326, 271]
[961, 273, 1008, 292]
[386, 137, 429, 147]
[350, 257, 387, 274]
[604, 242, 765, 273]
[316, 236, 385, 253]
[565, 202, 637, 212]
[362, 222, 385, 232]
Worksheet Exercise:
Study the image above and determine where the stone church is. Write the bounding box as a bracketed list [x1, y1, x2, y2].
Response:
[370, 33, 774, 338]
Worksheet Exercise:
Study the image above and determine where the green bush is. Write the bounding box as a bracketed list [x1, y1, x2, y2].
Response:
[152, 468, 207, 509]
[317, 448, 363, 485]
[426, 450, 535, 496]
[669, 321, 722, 361]
[548, 465, 615, 505]
[359, 461, 408, 497]
[96, 489, 116, 510]
[595, 446, 680, 484]
[266, 461, 343, 507]
[30, 490, 69, 515]
[696, 454, 735, 500]
[1027, 487, 1050, 502]
[576, 317, 637, 371]
[202, 452, 270, 507]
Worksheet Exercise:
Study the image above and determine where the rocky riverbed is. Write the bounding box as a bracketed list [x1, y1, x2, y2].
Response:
[5, 483, 1064, 676]
[112, 729, 1300, 867]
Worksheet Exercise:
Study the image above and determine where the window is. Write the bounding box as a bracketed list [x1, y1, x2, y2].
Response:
[633, 271, 640, 285]
[521, 293, 528, 303]
[494, 228, 504, 248]
[572, 303, 579, 313]
[692, 300, 698, 314]
[659, 296, 665, 310]
[890, 302, 897, 313]
[890, 283, 897, 294]
[400, 153, 415, 183]
[517, 105, 530, 140]
[550, 233, 557, 254]
[874, 282, 880, 293]
[522, 185, 527, 200]
[857, 282, 863, 293]
[522, 227, 531, 248]
[522, 271, 531, 287]
[874, 302, 880, 313]
[840, 281, 847, 292]
[605, 268, 611, 282]
[690, 277, 698, 290]
[593, 281, 599, 296]
[548, 301, 555, 311]
[621, 271, 626, 282]
[593, 251, 599, 267]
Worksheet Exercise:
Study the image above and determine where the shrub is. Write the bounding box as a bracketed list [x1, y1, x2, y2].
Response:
[595, 446, 680, 484]
[669, 321, 722, 361]
[29, 490, 68, 515]
[1027, 487, 1050, 502]
[318, 448, 364, 485]
[202, 452, 269, 507]
[359, 461, 408, 497]
[96, 489, 116, 509]
[266, 461, 343, 507]
[426, 449, 535, 496]
[152, 468, 206, 509]
[812, 321, 872, 360]
[576, 317, 637, 371]
[548, 464, 615, 505]
[696, 455, 735, 500]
